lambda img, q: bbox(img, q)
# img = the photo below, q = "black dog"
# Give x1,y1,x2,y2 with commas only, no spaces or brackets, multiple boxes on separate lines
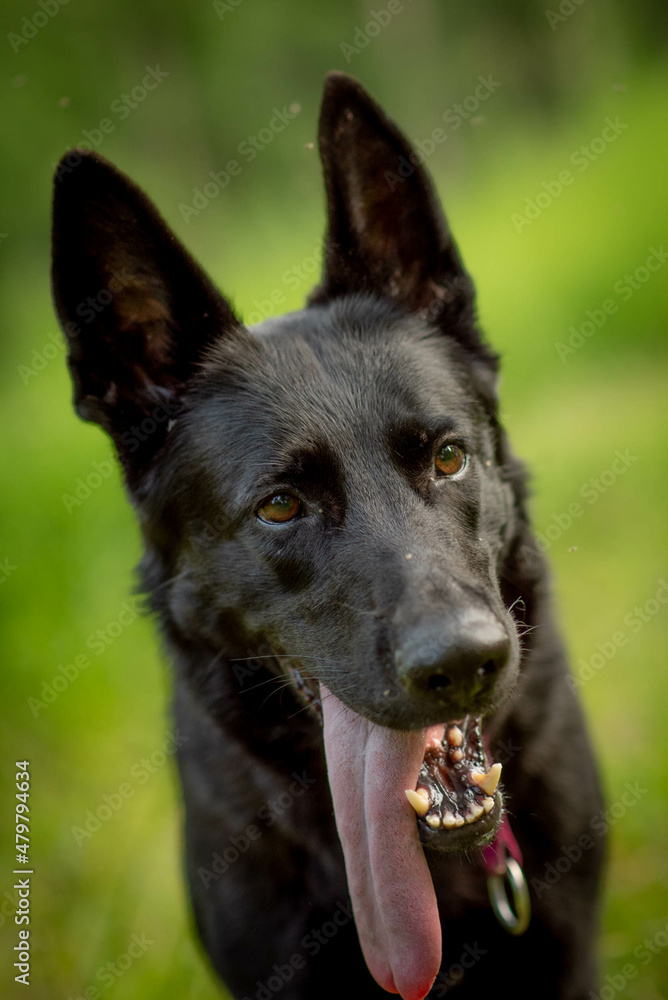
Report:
52,72,604,1000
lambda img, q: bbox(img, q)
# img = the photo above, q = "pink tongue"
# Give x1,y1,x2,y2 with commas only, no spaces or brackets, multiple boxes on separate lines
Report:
321,686,442,1000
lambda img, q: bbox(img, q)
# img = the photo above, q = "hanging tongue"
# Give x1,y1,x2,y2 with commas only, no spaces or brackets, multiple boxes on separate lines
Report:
321,686,442,1000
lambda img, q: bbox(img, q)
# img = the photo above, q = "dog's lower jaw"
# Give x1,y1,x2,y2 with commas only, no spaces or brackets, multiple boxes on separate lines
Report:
411,718,504,851
282,657,505,849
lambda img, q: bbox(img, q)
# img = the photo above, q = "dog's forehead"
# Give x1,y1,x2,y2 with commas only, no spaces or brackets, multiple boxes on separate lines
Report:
198,299,478,451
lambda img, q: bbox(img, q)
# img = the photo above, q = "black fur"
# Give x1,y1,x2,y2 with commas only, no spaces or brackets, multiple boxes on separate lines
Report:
51,71,604,999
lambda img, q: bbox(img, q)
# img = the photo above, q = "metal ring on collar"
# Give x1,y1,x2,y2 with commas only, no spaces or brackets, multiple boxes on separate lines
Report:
487,856,531,936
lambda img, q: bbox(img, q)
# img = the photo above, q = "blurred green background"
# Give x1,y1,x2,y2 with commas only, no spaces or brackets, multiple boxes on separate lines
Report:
1,1,666,997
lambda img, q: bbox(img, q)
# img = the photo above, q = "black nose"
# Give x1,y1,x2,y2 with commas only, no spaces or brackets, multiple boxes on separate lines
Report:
395,616,510,711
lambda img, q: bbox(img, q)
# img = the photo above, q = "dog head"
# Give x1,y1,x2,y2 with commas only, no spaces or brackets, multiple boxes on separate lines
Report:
51,72,524,728
52,72,537,999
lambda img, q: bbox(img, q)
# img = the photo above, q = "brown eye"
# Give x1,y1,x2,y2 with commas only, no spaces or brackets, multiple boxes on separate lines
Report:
435,444,467,477
257,493,302,524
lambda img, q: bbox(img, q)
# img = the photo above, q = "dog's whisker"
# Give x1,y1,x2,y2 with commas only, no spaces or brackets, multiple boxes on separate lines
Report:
236,672,291,693
202,648,226,673
237,666,354,695
257,680,296,710
230,653,346,663
507,595,526,616
145,569,190,594
286,701,319,721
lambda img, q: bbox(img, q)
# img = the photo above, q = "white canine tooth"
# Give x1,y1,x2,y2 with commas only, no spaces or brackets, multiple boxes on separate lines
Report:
405,788,430,816
447,725,463,747
450,749,464,762
470,762,502,796
482,796,495,813
453,814,465,827
426,813,441,828
465,802,484,823
441,810,457,829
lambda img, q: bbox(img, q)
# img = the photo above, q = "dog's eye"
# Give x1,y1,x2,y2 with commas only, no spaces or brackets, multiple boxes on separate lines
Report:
435,444,467,477
257,493,302,524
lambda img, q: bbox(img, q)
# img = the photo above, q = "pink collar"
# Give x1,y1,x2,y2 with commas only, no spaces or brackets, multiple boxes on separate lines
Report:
481,814,523,875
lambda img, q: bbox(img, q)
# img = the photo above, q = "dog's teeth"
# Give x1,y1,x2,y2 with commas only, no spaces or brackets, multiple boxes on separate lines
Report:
470,762,502,796
441,810,457,829
447,726,463,747
450,749,464,762
405,788,430,816
426,813,441,828
453,814,465,828
465,802,484,823
482,796,495,813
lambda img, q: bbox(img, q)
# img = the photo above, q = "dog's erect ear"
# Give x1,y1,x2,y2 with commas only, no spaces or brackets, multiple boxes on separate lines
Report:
310,72,492,361
51,151,244,478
